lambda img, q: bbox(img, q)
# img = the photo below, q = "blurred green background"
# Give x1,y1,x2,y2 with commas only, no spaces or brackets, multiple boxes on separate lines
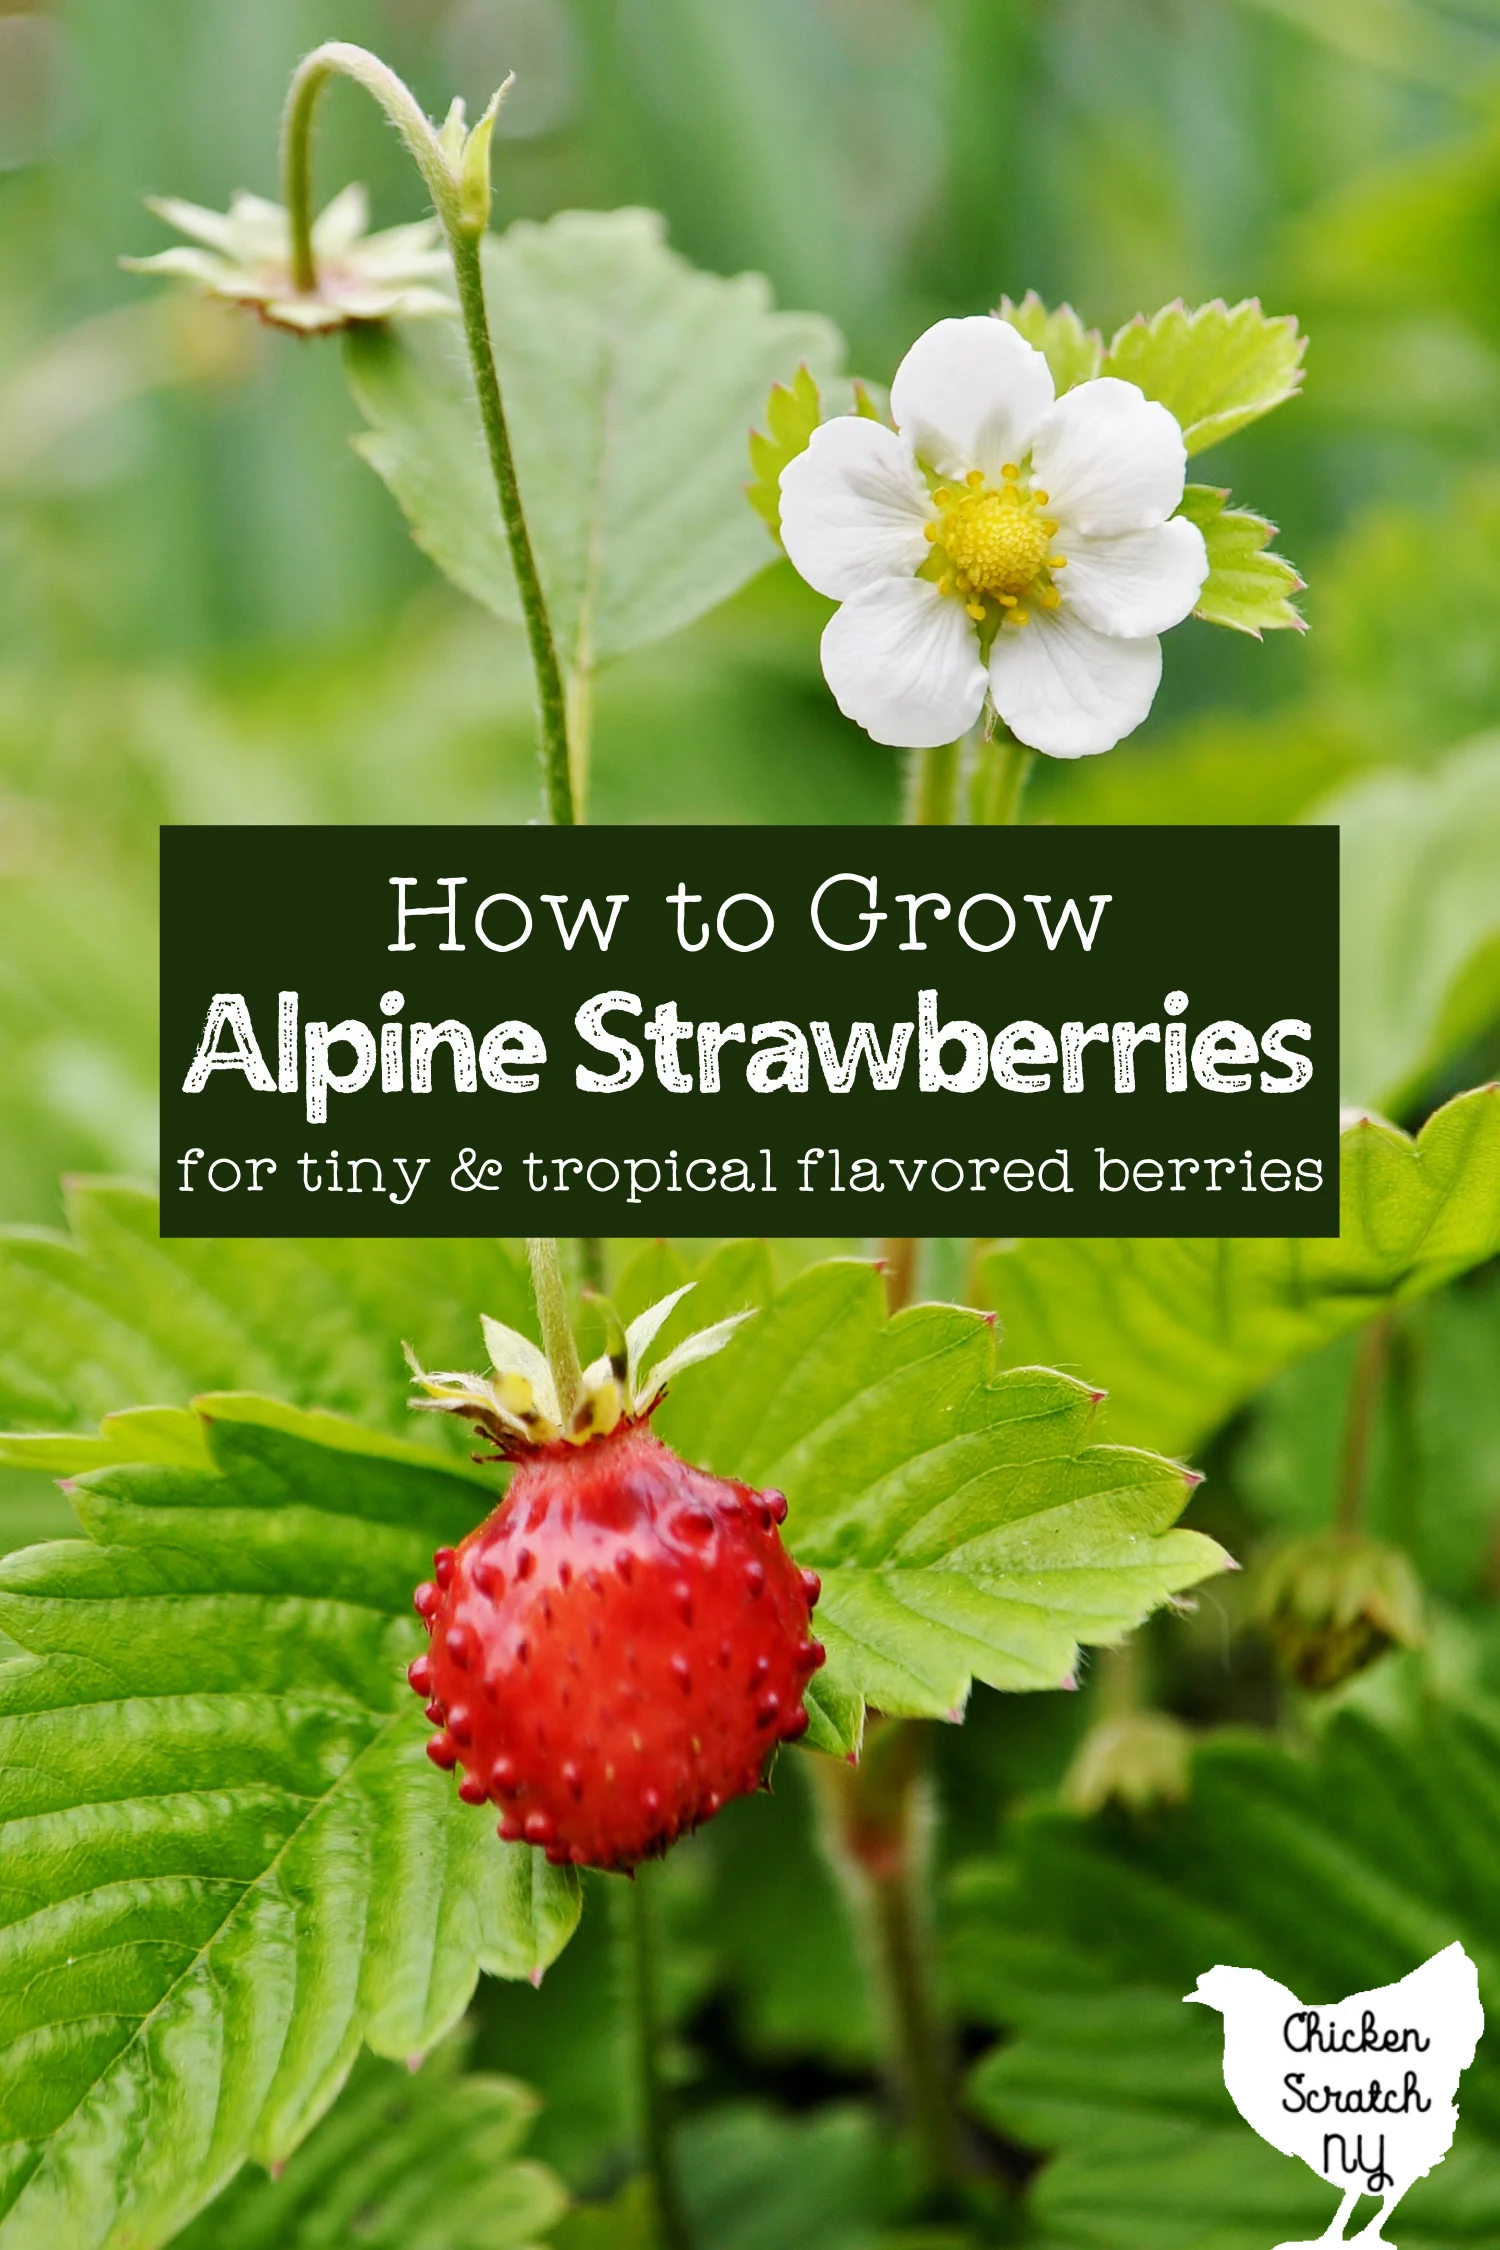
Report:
4,0,1500,1224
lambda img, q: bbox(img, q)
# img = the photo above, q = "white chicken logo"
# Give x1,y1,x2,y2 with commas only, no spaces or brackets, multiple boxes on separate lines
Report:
1189,1942,1483,2248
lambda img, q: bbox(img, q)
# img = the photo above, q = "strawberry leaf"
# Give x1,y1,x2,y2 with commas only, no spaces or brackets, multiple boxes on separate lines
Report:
657,1262,1227,1756
172,2034,565,2249
978,1084,1500,1456
953,1702,1500,2250
1323,737,1500,1113
345,210,842,683
0,1398,580,2249
998,290,1104,393
0,1181,533,1445
1177,483,1305,635
1103,298,1306,454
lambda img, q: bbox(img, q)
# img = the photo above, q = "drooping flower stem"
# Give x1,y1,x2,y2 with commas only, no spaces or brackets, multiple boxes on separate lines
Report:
970,726,1035,826
612,1866,695,2250
904,740,963,826
525,1237,584,1424
811,1722,965,2203
280,43,575,825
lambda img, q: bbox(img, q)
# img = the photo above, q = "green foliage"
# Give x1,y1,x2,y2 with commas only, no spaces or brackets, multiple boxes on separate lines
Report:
346,210,843,688
953,1702,1500,2249
747,362,824,538
678,2102,898,2250
171,2035,566,2250
0,1398,580,2250
696,1761,875,2068
997,291,1104,393
658,1260,1227,1754
0,1180,532,1442
1238,1267,1500,1604
1102,299,1306,454
554,2105,899,2250
1323,735,1500,1110
1177,484,1305,636
978,1085,1500,1454
1313,477,1500,760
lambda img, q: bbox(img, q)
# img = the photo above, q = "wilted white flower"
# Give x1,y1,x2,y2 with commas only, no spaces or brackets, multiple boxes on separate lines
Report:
778,316,1209,758
123,183,455,335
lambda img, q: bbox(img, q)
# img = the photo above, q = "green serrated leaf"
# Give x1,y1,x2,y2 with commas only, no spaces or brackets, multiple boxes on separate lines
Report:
657,1262,1227,1752
1103,298,1306,453
0,1408,580,2249
0,1181,533,1444
1319,735,1500,1112
747,361,824,537
978,1084,1500,1457
1177,483,1305,635
998,290,1103,393
345,210,843,679
954,1702,1500,2250
172,2033,566,2249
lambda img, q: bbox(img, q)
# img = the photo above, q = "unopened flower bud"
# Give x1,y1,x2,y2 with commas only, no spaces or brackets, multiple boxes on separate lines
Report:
456,81,510,240
1253,1531,1425,1692
1062,1710,1192,1816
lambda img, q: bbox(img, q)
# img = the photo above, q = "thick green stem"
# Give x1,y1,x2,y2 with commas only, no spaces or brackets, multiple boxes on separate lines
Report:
970,726,1034,825
280,44,575,824
904,739,963,826
525,1237,583,1424
613,1869,694,2250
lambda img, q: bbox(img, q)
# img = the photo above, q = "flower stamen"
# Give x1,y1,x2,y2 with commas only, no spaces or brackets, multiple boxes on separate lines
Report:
927,469,1060,630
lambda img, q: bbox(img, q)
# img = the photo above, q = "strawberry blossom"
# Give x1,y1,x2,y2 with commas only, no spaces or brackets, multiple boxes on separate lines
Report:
778,315,1209,758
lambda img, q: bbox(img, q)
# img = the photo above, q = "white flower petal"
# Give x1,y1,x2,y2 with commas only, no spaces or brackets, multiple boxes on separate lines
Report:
144,196,240,254
1031,377,1187,536
1060,515,1208,638
226,193,293,263
313,182,371,255
779,417,934,601
889,316,1055,483
822,579,987,750
989,606,1162,759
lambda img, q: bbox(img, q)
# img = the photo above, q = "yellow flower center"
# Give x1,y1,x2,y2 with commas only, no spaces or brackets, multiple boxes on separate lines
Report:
923,465,1067,628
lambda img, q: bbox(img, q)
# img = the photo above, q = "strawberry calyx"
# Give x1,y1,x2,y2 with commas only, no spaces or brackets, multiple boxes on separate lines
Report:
405,1281,752,1459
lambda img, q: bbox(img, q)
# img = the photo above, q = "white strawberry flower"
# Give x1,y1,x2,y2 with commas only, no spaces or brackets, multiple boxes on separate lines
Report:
123,183,455,335
778,315,1210,759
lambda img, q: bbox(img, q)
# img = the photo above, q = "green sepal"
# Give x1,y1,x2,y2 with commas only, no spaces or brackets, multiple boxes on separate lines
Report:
997,289,1103,392
747,360,823,539
1178,483,1306,635
1103,297,1306,453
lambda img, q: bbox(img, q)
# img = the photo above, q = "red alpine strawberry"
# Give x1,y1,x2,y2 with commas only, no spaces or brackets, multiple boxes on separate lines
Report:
403,1286,825,1871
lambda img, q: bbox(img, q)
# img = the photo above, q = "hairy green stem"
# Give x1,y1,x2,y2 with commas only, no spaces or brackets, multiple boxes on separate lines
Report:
613,1868,694,2250
904,739,963,826
970,726,1034,825
280,43,575,824
525,1237,583,1423
449,230,575,822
